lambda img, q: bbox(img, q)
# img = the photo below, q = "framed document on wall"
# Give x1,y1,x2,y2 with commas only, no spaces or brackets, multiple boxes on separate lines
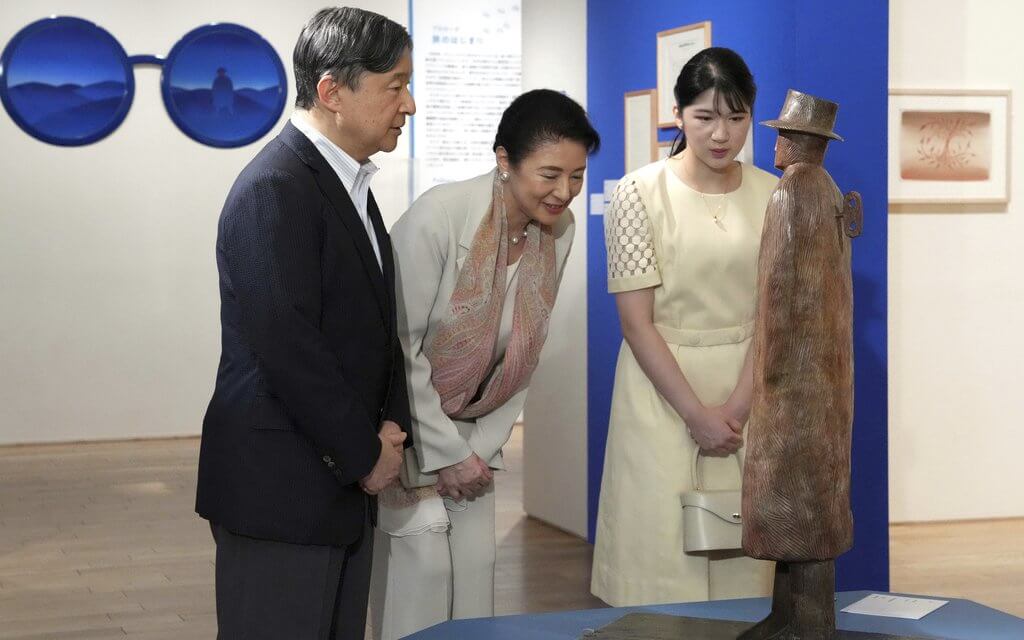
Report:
624,89,657,173
656,21,711,128
888,89,1011,205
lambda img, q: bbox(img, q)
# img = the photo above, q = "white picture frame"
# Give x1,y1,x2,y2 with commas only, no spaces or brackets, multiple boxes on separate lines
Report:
624,89,657,173
888,89,1011,205
656,21,711,128
739,122,754,166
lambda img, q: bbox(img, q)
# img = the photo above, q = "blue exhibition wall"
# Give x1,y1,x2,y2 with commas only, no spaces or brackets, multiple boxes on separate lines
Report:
586,0,889,591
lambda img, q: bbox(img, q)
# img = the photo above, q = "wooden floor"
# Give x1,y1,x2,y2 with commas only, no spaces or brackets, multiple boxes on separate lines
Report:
0,429,1020,638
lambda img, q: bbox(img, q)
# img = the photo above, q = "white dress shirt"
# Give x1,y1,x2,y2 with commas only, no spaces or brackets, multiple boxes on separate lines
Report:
290,111,383,271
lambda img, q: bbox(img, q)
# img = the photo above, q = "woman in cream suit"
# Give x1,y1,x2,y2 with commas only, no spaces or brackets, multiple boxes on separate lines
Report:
369,89,600,640
592,48,777,606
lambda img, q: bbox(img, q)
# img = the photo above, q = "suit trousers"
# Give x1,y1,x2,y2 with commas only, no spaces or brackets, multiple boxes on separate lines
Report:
211,506,373,640
369,483,496,640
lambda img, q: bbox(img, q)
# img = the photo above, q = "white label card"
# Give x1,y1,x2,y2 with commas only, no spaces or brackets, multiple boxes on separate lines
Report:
603,179,618,201
841,594,948,620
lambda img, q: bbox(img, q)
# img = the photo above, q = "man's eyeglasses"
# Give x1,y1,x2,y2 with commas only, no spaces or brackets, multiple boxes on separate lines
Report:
0,16,288,148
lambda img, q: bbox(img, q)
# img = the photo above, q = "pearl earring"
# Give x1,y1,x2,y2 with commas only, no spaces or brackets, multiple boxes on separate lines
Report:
499,171,510,182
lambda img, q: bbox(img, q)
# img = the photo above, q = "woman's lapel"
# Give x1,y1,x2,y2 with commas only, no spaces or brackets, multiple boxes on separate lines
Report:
456,169,498,272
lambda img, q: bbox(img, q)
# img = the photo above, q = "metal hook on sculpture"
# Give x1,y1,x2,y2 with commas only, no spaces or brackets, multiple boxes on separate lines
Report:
843,191,863,238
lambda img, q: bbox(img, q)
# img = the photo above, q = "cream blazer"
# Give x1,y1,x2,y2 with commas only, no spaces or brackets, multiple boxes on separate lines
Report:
390,169,574,475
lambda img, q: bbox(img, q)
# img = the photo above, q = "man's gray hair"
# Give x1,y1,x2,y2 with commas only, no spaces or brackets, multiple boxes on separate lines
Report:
293,7,411,109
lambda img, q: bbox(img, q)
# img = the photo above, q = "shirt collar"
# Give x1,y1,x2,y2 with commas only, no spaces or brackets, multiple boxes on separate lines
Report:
290,111,377,190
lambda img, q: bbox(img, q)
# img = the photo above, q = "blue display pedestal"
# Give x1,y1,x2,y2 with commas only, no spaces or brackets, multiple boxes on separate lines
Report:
404,591,1024,640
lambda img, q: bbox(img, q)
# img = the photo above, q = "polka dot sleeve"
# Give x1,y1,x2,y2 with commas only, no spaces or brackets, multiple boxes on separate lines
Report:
604,179,661,293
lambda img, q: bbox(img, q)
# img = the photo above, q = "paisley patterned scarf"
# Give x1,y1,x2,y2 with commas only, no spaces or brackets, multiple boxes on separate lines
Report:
380,172,558,510
425,172,558,420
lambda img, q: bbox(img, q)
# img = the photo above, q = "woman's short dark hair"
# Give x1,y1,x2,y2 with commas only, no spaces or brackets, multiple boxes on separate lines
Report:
493,89,601,166
669,47,756,156
293,7,411,109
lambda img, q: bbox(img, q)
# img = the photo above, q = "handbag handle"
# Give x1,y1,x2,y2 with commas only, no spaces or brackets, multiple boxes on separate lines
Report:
690,447,744,491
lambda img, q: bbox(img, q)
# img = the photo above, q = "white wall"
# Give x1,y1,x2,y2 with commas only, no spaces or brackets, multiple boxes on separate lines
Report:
889,0,1024,521
0,0,409,444
519,0,589,538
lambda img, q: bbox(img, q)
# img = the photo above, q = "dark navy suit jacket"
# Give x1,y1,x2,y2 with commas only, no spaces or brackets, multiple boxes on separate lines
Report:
196,122,411,546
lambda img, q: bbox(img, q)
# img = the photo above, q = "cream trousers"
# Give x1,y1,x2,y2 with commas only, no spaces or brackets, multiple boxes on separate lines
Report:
368,484,495,640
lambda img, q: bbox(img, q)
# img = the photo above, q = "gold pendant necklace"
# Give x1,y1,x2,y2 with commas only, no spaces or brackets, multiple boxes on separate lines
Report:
700,192,729,231
679,153,731,231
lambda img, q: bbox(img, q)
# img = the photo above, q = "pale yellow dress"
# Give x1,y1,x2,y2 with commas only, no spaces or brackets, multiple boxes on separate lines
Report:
591,158,778,606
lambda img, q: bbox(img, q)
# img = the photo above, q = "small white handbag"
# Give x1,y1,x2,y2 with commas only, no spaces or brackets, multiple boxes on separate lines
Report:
679,448,743,553
398,446,438,489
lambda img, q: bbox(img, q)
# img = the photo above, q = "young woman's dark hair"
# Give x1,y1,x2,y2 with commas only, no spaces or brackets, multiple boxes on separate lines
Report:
669,47,756,156
493,89,601,165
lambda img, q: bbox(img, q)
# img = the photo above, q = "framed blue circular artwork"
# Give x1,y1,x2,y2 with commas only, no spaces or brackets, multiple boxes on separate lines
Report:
0,17,287,148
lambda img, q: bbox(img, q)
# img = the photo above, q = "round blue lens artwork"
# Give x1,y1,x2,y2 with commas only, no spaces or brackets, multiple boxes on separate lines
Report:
162,24,287,148
0,17,133,146
0,18,287,148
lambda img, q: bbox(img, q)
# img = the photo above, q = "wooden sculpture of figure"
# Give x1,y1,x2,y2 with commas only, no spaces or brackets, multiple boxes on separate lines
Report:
740,90,863,640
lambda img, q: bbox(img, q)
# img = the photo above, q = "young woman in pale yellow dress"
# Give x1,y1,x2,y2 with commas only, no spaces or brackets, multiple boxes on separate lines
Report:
592,47,778,606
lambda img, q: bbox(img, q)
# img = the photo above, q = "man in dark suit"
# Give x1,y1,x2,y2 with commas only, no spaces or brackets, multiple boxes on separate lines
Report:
195,7,415,639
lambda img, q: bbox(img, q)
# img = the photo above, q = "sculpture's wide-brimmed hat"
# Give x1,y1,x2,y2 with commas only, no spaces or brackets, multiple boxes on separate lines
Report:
761,89,843,141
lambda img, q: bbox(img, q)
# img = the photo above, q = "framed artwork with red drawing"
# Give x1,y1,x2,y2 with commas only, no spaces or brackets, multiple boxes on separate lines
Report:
889,89,1011,205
